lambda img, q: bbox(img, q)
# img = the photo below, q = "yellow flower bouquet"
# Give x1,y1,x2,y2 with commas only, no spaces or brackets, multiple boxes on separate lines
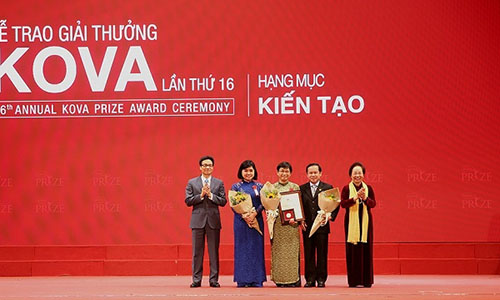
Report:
228,190,262,235
309,187,341,237
260,181,281,239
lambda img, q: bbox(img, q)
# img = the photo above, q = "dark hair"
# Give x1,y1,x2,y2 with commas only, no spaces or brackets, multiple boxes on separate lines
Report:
306,163,322,173
237,160,258,180
276,161,293,173
349,162,366,176
199,156,214,166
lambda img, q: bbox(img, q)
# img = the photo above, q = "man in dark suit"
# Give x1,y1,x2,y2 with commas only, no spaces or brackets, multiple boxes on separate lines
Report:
299,163,339,288
185,156,227,288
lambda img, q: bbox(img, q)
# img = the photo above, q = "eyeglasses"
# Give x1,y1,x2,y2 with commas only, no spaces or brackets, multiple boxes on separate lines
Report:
202,164,213,168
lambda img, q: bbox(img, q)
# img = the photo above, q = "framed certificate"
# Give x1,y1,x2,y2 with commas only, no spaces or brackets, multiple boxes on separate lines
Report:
279,190,305,225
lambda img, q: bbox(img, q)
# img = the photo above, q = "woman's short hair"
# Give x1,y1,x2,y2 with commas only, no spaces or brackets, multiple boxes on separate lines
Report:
276,161,292,173
349,162,366,176
237,160,258,180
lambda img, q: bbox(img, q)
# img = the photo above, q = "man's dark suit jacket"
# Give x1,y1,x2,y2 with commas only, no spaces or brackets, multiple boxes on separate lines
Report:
300,181,339,234
185,176,226,229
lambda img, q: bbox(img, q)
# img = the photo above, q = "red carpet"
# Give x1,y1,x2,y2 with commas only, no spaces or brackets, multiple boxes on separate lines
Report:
0,275,499,300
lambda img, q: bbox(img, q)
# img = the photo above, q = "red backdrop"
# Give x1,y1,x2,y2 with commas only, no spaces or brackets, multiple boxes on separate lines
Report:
0,0,499,245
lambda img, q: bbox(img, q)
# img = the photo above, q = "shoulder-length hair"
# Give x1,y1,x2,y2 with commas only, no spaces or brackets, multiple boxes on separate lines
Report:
237,160,258,180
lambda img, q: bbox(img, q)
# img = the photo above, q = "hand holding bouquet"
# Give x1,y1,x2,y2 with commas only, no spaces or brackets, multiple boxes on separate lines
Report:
260,182,281,239
229,190,263,235
309,187,341,238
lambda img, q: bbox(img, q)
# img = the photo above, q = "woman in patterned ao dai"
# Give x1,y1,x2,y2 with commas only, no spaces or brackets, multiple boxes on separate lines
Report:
271,162,302,287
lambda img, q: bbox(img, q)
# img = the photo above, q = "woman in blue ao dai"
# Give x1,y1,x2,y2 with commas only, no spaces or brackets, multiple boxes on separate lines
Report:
231,160,266,287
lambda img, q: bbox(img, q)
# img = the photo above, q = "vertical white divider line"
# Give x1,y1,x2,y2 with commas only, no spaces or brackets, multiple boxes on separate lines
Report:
247,74,250,117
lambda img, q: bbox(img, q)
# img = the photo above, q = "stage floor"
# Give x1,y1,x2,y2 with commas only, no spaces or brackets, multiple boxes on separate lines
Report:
0,275,499,299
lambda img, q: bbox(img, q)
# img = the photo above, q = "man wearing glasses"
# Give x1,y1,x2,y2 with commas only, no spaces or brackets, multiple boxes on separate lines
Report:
185,156,227,288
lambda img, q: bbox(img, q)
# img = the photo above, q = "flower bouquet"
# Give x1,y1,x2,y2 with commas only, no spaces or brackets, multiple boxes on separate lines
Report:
260,181,281,239
228,190,263,235
308,187,341,237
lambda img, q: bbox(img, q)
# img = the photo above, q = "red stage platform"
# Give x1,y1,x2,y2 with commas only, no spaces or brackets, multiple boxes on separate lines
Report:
1,242,499,276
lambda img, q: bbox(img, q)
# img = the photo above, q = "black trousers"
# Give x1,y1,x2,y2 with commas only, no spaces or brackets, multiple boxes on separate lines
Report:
302,232,329,283
192,226,220,283
346,242,373,286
